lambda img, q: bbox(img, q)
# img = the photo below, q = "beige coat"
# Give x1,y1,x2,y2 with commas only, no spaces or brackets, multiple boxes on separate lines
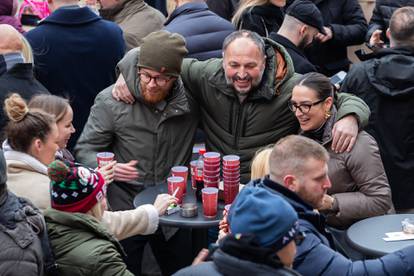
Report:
100,0,165,50
4,148,159,240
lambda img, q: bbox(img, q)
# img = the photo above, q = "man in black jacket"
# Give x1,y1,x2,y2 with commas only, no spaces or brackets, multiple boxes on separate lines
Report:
269,0,323,74
367,0,414,49
301,0,367,76
341,6,414,212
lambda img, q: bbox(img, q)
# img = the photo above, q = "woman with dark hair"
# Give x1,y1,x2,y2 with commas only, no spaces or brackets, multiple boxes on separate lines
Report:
3,93,59,210
289,72,393,229
232,0,286,37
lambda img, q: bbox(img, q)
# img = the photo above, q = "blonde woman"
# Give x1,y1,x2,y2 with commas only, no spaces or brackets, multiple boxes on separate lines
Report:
250,146,272,180
232,0,286,37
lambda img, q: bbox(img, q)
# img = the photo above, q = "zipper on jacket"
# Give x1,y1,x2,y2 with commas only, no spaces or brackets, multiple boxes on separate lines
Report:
233,102,245,151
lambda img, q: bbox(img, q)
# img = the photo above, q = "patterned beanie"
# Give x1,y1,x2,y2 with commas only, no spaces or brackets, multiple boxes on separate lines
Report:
48,160,106,213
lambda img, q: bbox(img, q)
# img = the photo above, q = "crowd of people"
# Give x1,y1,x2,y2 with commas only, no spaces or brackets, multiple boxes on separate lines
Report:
1,0,414,275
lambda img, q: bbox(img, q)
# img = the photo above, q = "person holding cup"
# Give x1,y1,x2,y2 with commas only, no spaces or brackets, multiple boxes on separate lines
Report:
3,93,176,242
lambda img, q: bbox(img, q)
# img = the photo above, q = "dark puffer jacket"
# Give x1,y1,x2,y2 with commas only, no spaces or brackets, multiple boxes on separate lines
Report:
366,0,414,43
250,177,414,276
164,2,235,61
340,47,414,210
0,191,46,275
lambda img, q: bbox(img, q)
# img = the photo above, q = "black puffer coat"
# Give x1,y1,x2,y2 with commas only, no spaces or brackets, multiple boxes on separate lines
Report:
340,47,414,210
366,0,414,43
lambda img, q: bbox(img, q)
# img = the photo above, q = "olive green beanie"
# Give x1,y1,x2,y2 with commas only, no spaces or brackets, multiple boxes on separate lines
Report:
138,31,188,77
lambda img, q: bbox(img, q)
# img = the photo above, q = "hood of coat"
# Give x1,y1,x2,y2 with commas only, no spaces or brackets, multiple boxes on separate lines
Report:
366,47,414,98
118,48,192,116
44,208,126,256
207,38,295,101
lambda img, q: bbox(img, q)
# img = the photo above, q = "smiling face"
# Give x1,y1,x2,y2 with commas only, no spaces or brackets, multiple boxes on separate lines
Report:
56,105,75,149
223,37,266,95
291,85,333,132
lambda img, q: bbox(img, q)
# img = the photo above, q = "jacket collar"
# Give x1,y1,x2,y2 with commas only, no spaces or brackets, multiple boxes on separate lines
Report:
164,2,208,25
269,33,308,58
2,140,48,175
207,38,295,101
40,6,100,25
3,63,36,80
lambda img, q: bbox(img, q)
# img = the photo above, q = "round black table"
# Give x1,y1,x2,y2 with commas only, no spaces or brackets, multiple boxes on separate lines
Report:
133,181,224,227
346,214,414,258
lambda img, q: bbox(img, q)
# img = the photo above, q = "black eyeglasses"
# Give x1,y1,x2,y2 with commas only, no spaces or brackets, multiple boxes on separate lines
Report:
288,99,325,114
138,71,173,86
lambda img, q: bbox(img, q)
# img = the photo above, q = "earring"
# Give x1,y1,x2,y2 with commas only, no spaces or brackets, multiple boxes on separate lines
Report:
325,110,332,119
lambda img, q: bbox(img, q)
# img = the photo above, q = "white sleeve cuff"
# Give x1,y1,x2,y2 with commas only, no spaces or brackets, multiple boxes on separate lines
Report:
140,204,159,235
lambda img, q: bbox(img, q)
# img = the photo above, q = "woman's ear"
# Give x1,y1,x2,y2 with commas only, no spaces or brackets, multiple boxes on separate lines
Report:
324,96,334,111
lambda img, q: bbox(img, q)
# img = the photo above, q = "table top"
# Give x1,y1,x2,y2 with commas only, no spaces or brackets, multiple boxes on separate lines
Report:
133,182,224,229
346,214,414,257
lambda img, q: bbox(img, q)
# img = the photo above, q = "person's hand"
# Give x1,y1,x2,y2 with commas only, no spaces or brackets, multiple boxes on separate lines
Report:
315,27,333,43
331,115,358,153
114,160,139,182
153,193,177,216
192,248,209,265
319,194,335,211
112,74,135,104
97,161,116,184
369,30,384,50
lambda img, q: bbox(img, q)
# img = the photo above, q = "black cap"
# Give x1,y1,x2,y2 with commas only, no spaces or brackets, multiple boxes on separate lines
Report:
286,0,326,35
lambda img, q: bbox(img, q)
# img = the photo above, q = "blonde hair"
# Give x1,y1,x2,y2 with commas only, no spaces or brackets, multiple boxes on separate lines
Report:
20,35,34,65
250,146,273,180
232,0,269,27
87,200,105,222
29,95,70,123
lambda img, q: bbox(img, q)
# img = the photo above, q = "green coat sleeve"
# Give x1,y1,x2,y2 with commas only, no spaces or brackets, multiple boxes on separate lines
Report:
74,91,115,168
336,92,370,128
116,47,140,96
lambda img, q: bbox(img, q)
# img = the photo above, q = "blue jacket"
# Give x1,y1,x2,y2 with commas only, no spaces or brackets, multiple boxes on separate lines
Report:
250,177,414,275
25,6,125,149
164,2,235,61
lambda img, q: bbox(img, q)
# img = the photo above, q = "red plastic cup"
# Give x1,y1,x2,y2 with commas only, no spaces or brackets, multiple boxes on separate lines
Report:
171,166,188,194
203,152,221,163
202,187,219,218
190,161,198,189
203,168,220,176
224,185,239,204
203,162,220,171
222,173,240,180
222,155,240,166
96,152,114,168
222,164,240,171
167,176,185,204
203,174,220,182
204,179,219,188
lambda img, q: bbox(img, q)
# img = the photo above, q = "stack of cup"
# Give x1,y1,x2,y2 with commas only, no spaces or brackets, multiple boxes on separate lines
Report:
222,155,240,204
203,152,220,188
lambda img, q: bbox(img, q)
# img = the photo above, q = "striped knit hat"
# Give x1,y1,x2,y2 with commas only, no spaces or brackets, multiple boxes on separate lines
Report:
48,160,106,213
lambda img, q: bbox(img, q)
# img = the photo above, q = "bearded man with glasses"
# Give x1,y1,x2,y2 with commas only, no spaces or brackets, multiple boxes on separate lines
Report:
75,31,198,275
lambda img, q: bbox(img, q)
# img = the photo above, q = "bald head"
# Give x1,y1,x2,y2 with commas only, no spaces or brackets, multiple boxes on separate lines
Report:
389,7,414,47
0,24,23,54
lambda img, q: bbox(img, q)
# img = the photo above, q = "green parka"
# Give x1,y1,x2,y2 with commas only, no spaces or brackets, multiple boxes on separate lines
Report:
117,39,370,182
44,209,133,276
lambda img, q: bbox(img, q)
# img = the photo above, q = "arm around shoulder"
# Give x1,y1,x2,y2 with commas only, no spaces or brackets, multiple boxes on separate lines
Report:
336,92,370,129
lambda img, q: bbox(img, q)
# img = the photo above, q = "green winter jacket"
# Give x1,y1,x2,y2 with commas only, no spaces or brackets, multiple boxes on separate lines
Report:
75,51,199,186
117,39,370,182
44,209,133,276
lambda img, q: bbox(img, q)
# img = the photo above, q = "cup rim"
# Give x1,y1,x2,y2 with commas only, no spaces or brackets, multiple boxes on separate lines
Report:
171,166,188,172
202,187,219,194
97,152,114,158
167,176,185,183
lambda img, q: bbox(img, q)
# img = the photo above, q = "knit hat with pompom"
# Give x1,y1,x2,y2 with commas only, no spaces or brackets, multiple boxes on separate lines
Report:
48,160,106,213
